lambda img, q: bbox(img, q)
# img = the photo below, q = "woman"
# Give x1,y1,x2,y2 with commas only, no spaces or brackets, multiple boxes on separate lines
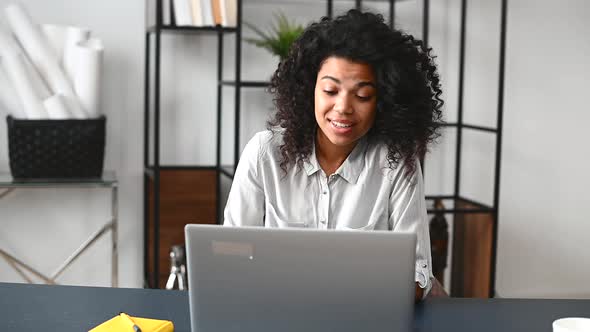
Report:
224,9,443,301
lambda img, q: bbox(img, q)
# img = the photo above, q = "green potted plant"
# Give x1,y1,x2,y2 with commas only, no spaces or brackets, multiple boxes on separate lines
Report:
244,12,304,60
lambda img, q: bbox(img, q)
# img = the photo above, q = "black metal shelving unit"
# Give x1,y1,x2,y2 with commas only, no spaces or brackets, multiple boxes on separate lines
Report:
434,0,508,298
143,0,508,297
143,0,238,289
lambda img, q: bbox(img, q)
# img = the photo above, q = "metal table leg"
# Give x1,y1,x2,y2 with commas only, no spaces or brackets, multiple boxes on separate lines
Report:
0,248,56,284
0,182,119,287
49,220,114,282
0,188,14,200
111,185,118,287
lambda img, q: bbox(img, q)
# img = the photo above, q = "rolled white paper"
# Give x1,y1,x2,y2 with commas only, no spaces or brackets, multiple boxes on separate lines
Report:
0,29,24,117
0,26,51,100
4,3,87,118
1,52,47,119
0,62,26,118
63,95,86,119
63,26,90,83
22,53,51,100
71,38,103,118
0,27,51,118
4,3,59,67
0,25,20,56
41,24,67,63
43,93,71,119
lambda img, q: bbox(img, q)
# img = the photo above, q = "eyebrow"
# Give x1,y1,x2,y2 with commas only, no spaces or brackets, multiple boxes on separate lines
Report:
320,75,376,88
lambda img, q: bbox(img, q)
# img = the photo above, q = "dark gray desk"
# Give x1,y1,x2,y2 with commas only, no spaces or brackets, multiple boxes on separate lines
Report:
1,282,589,332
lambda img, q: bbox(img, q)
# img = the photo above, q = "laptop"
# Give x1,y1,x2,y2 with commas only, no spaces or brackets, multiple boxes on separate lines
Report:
184,224,417,332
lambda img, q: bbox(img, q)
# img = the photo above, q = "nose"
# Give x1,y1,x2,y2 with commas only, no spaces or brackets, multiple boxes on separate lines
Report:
333,94,353,114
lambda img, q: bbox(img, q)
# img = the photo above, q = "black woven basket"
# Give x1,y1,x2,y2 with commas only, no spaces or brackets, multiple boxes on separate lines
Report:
6,116,106,179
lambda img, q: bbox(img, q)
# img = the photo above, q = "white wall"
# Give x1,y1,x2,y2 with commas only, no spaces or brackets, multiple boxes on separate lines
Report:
496,0,590,298
0,0,589,298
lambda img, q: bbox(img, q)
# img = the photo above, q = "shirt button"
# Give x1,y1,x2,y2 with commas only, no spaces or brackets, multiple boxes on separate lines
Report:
320,219,325,224
322,191,327,195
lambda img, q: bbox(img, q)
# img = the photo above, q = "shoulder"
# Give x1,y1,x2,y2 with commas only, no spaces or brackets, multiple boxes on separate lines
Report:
244,129,284,162
365,140,421,185
365,140,390,166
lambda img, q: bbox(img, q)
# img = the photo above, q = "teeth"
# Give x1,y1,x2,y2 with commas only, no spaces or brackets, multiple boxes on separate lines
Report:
332,121,352,128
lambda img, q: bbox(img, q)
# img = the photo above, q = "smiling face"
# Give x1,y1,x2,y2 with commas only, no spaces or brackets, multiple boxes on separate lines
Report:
314,56,377,153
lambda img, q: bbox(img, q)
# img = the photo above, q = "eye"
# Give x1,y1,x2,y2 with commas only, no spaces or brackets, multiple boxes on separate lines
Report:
357,95,373,101
323,90,337,96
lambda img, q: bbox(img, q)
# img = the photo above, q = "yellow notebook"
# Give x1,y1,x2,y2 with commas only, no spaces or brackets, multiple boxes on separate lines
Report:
89,314,174,332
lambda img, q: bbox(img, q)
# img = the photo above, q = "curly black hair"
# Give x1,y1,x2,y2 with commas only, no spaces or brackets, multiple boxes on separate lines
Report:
268,9,443,176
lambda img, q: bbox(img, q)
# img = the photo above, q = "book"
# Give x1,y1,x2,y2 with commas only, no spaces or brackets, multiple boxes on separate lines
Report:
190,0,203,26
210,0,222,25
163,0,171,25
172,0,193,26
200,0,214,26
220,0,236,27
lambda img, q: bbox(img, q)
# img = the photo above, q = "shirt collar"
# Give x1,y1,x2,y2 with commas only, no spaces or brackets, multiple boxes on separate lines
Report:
304,136,368,184
304,144,321,176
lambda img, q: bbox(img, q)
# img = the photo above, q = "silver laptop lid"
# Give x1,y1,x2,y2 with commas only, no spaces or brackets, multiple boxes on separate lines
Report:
185,224,416,332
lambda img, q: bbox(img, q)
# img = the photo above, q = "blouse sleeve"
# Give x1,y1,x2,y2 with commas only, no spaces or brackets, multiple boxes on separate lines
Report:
223,133,265,227
388,160,434,297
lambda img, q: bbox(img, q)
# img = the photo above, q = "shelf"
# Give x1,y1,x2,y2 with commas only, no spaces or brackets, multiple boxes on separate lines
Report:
144,165,218,179
220,80,270,88
247,0,406,2
144,167,154,179
427,206,494,214
219,166,235,179
426,195,456,200
426,195,494,215
147,25,237,35
150,172,495,214
439,122,498,133
0,171,117,188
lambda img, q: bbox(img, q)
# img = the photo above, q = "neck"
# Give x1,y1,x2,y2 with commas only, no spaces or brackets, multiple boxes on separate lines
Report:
315,130,357,175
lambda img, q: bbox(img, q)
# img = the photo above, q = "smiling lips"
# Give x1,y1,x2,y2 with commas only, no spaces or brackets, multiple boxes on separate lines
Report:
329,119,354,133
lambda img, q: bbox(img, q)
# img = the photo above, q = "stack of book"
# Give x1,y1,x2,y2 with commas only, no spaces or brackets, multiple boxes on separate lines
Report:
148,0,238,27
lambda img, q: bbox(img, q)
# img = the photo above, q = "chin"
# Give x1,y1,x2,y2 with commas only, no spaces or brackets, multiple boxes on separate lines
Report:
327,135,358,147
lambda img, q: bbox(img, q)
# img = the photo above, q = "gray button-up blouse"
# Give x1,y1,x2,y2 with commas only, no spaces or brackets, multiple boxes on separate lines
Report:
224,130,433,294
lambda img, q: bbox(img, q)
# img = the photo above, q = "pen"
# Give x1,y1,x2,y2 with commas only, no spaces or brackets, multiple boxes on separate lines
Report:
120,312,142,332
